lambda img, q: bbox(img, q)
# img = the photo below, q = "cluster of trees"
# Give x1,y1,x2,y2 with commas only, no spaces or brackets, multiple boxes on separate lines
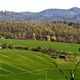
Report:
0,21,80,43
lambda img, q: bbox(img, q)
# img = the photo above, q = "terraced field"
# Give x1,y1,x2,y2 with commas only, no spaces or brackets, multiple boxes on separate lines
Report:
0,39,80,80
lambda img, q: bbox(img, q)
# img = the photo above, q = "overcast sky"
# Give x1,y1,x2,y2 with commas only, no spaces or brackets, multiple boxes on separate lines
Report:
0,0,80,12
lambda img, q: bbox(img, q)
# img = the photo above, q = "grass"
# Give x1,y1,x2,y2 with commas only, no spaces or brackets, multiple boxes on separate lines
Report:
0,49,80,80
0,38,80,54
0,49,63,80
0,38,80,80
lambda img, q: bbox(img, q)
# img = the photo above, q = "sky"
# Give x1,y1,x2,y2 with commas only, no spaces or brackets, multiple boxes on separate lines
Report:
0,0,80,12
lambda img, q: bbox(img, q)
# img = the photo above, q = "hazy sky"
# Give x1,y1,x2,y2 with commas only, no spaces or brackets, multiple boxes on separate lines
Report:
0,0,80,12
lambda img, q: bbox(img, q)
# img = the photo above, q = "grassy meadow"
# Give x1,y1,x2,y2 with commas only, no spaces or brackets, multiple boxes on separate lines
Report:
0,38,80,80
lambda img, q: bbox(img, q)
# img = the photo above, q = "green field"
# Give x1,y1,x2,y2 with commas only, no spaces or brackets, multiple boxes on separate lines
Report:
0,39,80,80
0,39,80,54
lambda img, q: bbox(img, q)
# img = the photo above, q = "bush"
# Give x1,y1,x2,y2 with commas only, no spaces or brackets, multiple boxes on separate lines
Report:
31,46,42,52
40,48,49,53
15,46,30,50
8,44,14,49
48,48,56,53
2,43,8,49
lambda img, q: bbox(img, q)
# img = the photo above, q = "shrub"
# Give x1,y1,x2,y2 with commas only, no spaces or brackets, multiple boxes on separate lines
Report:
14,46,30,50
31,46,42,52
8,44,14,49
2,43,8,49
46,35,51,42
48,48,57,53
51,35,56,41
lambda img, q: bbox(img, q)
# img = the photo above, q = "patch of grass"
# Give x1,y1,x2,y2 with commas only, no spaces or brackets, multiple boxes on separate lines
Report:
0,39,80,80
0,38,80,54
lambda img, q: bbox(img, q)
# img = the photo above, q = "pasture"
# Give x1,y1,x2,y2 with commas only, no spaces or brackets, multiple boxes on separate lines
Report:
0,39,80,80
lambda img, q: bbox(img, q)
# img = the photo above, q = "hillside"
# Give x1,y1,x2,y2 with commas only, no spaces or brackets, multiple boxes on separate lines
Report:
0,49,76,80
0,39,80,80
0,7,80,22
0,22,80,43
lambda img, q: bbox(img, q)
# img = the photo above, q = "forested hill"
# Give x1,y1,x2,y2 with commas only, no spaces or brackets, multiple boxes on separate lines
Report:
0,7,80,22
0,21,80,43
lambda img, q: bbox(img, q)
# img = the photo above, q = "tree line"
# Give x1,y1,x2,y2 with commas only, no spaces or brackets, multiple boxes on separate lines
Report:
0,21,80,43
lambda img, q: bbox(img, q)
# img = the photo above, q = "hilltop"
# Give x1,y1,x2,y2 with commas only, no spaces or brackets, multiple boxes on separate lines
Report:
0,7,80,22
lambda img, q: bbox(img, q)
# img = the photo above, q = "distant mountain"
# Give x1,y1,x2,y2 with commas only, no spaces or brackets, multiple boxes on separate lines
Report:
0,7,80,22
